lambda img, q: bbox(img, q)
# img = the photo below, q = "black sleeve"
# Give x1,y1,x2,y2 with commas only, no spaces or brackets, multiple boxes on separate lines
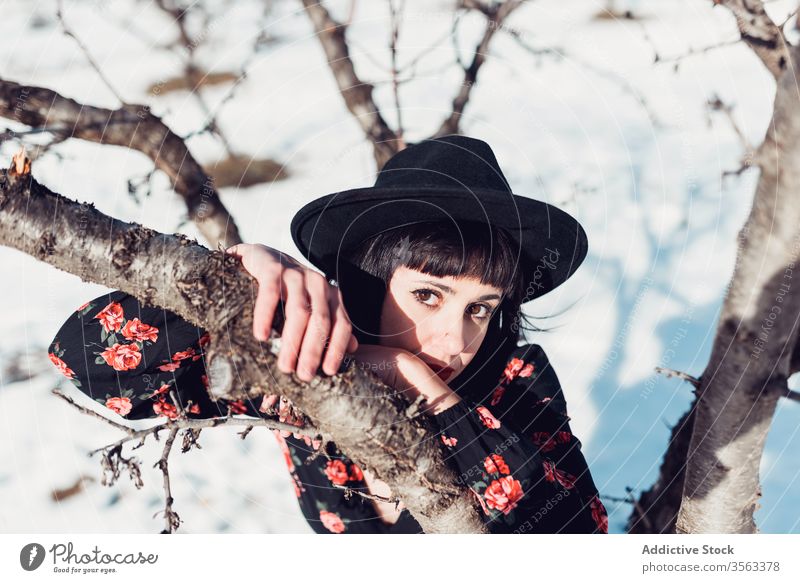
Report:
429,343,608,533
47,290,266,421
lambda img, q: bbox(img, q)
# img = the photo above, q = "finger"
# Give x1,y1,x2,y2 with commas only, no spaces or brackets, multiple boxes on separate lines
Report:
347,333,359,353
252,275,281,341
295,272,332,381
321,292,354,376
277,269,311,374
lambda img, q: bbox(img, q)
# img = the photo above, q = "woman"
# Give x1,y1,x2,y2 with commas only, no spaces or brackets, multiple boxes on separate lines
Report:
47,135,608,534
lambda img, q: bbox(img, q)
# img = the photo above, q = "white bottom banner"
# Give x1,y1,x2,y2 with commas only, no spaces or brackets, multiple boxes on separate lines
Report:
1,534,798,582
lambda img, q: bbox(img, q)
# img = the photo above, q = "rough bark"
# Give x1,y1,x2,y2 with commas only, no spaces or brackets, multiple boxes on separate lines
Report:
0,153,488,534
714,0,791,80
0,77,242,249
299,0,402,169
674,41,800,533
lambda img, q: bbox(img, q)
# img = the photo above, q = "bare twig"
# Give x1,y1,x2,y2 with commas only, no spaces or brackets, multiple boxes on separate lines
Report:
332,482,402,506
300,0,401,168
154,427,182,533
56,0,126,104
706,93,755,155
433,0,525,137
654,366,701,388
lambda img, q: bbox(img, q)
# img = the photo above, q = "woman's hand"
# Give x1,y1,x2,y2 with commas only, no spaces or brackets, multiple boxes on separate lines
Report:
349,344,461,415
225,243,359,382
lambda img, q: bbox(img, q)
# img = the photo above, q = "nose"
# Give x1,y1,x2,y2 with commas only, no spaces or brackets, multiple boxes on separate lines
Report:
434,311,469,358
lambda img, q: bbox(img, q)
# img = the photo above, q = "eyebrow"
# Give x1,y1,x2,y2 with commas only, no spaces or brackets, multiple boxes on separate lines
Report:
413,280,501,301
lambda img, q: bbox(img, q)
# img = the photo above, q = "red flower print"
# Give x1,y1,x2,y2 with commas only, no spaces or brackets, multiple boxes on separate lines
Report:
120,318,159,343
325,460,350,485
228,400,247,415
198,332,211,349
153,399,178,420
531,431,570,452
77,301,91,311
590,495,608,533
502,357,525,383
201,375,210,390
490,385,506,406
476,405,501,429
105,396,132,416
349,463,364,482
518,362,534,378
470,487,490,516
273,430,295,472
441,435,458,447
187,403,200,414
150,383,171,398
542,459,576,490
320,510,345,533
48,352,75,379
484,454,510,475
484,476,524,515
171,347,196,362
94,302,124,333
157,362,181,372
101,343,142,371
532,432,553,452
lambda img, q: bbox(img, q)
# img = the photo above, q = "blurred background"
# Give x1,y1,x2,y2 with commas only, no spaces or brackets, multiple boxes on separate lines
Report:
1,0,798,533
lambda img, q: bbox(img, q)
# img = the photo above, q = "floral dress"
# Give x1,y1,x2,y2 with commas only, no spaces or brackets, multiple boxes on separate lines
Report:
48,290,608,534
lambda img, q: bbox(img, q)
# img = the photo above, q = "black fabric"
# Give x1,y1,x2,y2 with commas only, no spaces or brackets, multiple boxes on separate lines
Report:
48,290,608,534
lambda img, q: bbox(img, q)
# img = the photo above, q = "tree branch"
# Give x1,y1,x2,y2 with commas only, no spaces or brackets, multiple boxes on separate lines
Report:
713,0,791,80
1,155,487,533
0,77,242,249
433,0,525,138
299,0,402,168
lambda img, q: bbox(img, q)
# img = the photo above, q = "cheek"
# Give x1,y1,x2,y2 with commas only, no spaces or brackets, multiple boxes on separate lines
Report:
464,328,487,356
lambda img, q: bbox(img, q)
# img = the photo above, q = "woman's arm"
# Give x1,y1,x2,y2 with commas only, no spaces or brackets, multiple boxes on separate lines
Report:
48,290,265,420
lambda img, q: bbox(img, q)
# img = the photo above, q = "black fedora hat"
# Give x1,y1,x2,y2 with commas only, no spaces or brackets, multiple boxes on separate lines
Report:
290,135,588,303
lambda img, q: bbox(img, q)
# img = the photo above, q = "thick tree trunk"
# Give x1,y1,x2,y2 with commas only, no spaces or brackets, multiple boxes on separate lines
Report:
675,41,800,533
0,154,487,533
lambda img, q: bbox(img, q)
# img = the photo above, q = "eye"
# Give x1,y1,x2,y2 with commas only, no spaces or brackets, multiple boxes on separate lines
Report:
412,288,440,308
412,289,495,321
468,303,495,321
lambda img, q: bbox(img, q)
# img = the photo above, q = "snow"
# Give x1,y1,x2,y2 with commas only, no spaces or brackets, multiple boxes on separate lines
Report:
1,0,799,533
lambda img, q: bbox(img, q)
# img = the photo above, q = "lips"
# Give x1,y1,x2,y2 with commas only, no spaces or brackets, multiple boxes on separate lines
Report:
434,367,455,381
424,361,455,382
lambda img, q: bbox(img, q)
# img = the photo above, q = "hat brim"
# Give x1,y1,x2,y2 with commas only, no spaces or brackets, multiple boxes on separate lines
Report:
290,186,588,302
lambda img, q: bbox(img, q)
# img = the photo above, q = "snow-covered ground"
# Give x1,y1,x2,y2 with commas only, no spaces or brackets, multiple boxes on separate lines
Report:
1,0,798,533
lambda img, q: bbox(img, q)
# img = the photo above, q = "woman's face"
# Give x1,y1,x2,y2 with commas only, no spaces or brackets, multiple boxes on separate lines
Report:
378,265,504,384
